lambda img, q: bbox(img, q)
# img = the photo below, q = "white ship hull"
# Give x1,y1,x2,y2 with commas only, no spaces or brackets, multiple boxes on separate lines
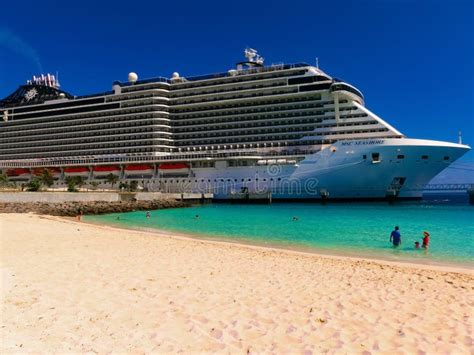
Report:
152,138,470,200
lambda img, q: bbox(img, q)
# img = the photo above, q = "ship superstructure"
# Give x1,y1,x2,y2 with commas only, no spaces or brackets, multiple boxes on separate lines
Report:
0,49,470,199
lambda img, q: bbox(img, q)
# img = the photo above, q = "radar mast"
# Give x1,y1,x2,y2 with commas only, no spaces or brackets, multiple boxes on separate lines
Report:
237,48,265,70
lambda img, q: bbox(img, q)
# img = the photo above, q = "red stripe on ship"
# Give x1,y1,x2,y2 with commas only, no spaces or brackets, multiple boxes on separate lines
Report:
6,168,30,176
159,163,189,170
64,167,89,173
93,166,121,172
124,164,154,171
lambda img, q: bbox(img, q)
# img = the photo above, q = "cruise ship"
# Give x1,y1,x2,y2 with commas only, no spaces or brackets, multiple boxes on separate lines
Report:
0,49,470,199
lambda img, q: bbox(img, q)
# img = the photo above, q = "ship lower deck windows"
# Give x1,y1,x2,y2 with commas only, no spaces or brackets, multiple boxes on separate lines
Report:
443,156,450,161
421,155,428,160
397,155,405,159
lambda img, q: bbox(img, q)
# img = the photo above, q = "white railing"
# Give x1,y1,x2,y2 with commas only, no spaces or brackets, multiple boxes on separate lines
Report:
0,149,315,168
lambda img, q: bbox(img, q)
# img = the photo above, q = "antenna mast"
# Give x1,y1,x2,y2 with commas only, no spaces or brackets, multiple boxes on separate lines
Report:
56,71,60,88
458,131,462,144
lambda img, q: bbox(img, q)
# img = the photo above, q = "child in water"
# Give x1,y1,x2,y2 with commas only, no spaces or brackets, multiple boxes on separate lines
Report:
414,241,420,249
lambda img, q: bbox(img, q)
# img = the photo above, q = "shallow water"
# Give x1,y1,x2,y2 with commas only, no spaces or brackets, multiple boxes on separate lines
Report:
86,200,474,266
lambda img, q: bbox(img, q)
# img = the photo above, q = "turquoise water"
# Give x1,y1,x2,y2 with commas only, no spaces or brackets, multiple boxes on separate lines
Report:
85,201,474,266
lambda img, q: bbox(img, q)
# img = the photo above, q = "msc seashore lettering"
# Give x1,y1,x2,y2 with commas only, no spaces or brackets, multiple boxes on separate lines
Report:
341,140,385,146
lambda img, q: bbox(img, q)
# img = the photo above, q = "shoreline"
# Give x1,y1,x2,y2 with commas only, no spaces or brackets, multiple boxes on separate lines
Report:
82,216,474,274
0,198,188,216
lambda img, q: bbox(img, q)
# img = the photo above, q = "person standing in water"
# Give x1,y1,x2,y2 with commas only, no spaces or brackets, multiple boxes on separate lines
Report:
422,231,430,249
390,226,401,247
146,211,151,219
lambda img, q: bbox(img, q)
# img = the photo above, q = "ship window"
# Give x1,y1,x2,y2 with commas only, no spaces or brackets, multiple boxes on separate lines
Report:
289,77,314,85
397,155,405,159
443,156,450,161
372,153,380,162
363,155,367,159
421,155,429,160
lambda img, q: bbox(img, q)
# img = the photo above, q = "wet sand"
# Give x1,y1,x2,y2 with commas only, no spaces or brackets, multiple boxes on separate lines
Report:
1,213,473,353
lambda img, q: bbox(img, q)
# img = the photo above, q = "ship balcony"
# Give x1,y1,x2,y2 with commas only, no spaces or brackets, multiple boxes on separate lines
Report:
330,82,364,105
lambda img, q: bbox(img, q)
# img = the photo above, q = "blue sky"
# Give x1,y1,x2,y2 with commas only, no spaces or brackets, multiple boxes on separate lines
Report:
0,0,473,165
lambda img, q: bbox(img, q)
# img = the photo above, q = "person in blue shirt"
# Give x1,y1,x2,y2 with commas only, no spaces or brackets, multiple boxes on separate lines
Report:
390,226,401,247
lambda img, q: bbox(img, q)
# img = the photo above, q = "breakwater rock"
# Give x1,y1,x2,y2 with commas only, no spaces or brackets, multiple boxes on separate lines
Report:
0,199,188,216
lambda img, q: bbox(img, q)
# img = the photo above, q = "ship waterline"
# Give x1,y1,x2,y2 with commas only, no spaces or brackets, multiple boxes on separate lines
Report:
0,49,470,199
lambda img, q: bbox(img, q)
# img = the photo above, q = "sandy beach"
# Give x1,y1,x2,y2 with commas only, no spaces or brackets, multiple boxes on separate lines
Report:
1,213,473,353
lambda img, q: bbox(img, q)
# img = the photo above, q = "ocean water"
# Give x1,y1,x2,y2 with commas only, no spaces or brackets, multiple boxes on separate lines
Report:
85,200,474,266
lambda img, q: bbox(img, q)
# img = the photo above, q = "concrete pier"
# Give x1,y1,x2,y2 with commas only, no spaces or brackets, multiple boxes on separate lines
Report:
0,191,213,204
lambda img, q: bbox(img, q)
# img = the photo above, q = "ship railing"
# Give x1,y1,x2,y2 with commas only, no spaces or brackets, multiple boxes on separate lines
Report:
0,149,317,168
170,63,311,84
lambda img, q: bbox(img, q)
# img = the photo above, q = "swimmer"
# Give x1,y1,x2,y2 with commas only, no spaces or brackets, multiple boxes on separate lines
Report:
422,231,430,249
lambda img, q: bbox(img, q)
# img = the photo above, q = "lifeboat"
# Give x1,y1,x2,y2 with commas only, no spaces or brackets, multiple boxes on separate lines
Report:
92,165,121,177
6,168,30,178
124,164,154,177
32,167,61,178
64,166,90,177
158,162,189,176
